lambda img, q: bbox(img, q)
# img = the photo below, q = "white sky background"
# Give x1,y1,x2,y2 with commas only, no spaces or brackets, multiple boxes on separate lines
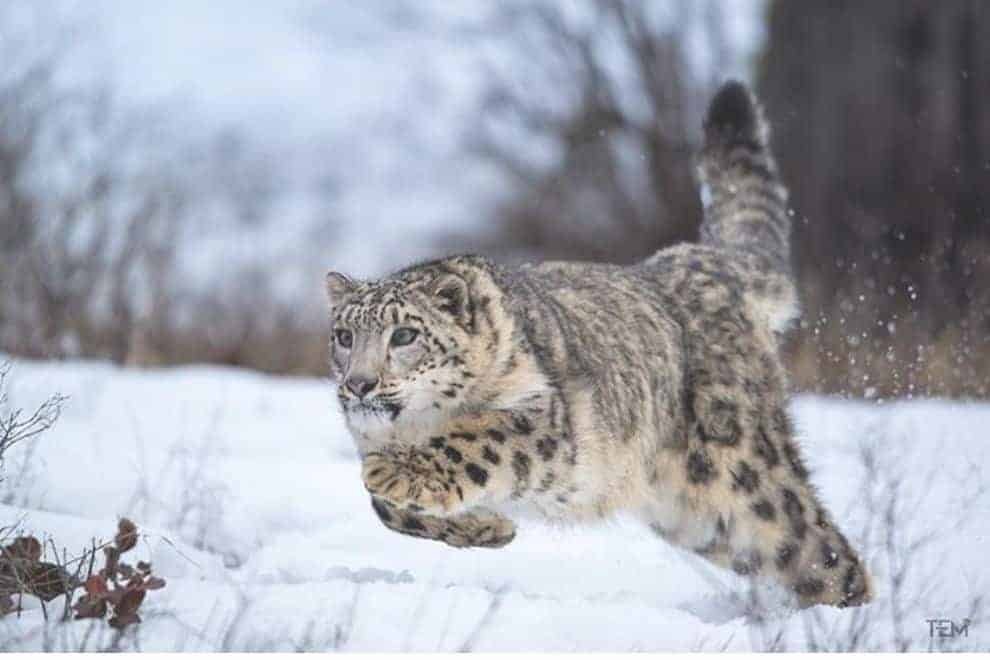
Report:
77,1,483,284
19,0,764,302
72,0,511,295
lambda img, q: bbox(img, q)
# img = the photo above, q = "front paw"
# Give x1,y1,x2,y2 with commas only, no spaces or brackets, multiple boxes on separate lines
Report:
362,451,460,516
470,515,517,548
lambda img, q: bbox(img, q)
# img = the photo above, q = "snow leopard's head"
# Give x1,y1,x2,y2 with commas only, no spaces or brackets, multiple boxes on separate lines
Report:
324,257,499,432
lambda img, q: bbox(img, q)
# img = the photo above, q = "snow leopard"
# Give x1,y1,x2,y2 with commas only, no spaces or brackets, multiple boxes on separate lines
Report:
324,81,872,608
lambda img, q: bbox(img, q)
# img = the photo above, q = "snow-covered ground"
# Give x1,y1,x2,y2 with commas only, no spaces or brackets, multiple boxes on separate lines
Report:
1,357,987,651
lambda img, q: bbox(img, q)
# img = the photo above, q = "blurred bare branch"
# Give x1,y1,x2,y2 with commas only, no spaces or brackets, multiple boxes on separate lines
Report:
451,0,726,263
0,363,66,482
0,6,323,375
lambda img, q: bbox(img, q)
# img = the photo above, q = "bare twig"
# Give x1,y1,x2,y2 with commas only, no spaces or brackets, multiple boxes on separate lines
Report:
0,363,67,485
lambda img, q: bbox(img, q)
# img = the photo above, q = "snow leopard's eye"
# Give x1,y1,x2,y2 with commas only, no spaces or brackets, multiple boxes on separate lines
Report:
334,328,353,349
390,327,419,347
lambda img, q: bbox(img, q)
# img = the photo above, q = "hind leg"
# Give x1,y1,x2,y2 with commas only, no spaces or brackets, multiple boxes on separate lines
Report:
746,404,873,608
728,491,870,609
776,493,873,608
641,490,772,585
643,488,870,608
645,401,871,608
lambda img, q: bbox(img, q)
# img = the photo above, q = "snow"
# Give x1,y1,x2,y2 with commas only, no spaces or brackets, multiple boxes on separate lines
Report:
1,357,988,651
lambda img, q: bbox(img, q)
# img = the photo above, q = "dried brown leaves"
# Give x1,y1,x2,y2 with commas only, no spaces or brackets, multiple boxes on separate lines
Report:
0,517,166,630
71,518,166,629
0,533,72,613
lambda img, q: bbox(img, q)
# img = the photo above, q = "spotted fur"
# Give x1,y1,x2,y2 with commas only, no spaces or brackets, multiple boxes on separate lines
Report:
325,81,871,609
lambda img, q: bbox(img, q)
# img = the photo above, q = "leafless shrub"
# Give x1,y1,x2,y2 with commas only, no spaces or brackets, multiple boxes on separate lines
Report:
793,420,988,652
209,589,348,652
1,518,166,637
458,583,509,652
70,519,167,629
0,362,66,507
125,405,238,566
0,363,165,640
0,363,62,454
685,414,988,652
0,5,323,375
0,362,68,617
0,9,189,364
148,268,329,376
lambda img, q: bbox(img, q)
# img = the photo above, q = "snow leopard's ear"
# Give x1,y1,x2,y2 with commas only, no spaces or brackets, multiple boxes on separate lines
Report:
431,272,471,320
325,271,356,309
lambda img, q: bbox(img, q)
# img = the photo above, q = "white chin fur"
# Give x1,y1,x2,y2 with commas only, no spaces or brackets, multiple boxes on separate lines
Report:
346,403,448,454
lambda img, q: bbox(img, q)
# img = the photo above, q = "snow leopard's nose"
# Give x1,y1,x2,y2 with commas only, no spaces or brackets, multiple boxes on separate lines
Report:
345,375,379,398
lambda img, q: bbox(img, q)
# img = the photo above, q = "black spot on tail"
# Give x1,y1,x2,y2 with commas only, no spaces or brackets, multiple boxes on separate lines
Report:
704,81,761,148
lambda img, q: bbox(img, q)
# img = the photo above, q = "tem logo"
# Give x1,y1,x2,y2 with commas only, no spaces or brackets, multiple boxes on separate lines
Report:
927,618,970,638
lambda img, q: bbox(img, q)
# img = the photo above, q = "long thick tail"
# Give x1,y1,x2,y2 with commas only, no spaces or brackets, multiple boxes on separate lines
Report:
697,81,791,275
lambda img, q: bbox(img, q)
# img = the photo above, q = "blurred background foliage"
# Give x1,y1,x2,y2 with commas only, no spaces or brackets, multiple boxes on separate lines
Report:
0,0,987,399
